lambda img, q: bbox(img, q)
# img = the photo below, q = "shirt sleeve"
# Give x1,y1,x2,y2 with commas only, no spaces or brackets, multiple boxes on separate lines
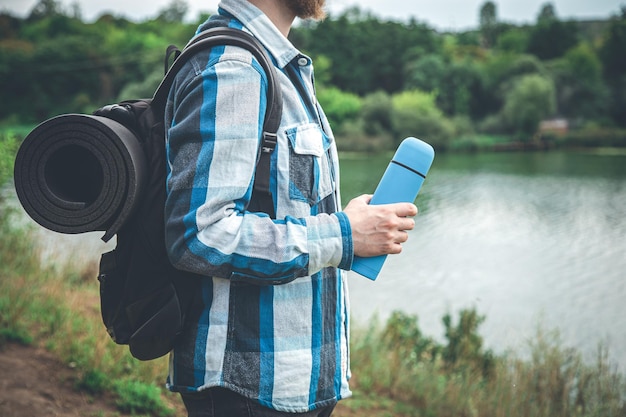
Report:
165,53,353,285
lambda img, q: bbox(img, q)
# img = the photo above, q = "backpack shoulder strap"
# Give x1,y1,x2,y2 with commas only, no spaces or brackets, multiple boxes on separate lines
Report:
155,27,280,218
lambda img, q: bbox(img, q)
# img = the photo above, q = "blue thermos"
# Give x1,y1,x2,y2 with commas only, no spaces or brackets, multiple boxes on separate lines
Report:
351,137,435,280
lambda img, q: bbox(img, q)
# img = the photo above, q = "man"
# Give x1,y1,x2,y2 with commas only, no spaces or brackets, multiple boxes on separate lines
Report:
164,0,418,416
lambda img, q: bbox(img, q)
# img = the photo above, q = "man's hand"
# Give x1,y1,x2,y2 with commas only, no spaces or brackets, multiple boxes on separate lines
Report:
343,194,418,258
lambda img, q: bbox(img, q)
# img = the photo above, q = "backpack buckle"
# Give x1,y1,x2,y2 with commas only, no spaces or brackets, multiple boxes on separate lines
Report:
261,131,277,154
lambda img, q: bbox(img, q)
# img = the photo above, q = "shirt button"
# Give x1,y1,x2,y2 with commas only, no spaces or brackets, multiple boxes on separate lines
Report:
297,57,308,66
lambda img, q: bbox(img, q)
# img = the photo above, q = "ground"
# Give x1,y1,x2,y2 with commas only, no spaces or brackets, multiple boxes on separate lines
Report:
0,342,125,417
0,342,359,417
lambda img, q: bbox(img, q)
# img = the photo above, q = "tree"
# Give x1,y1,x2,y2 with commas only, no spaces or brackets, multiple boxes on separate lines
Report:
550,43,608,121
477,53,545,120
156,0,189,23
537,2,556,23
599,7,626,126
391,90,454,149
296,7,440,95
479,1,498,48
28,0,64,20
526,4,579,60
599,6,626,81
496,27,529,53
404,54,446,93
502,74,556,137
0,12,22,39
438,59,485,118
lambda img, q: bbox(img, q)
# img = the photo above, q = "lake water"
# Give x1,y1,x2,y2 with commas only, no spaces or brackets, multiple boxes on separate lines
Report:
8,148,626,370
342,149,626,370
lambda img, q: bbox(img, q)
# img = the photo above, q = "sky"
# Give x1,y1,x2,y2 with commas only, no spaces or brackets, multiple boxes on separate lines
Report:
1,0,623,31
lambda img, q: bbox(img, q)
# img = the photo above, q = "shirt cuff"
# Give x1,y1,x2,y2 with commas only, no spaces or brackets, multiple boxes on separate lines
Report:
333,211,354,271
306,212,354,273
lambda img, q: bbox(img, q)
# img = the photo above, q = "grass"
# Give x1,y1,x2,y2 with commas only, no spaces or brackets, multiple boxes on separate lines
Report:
347,312,626,417
2,128,626,416
0,206,179,416
1,131,179,415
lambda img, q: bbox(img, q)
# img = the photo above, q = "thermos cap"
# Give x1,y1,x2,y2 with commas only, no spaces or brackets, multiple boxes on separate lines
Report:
392,137,435,177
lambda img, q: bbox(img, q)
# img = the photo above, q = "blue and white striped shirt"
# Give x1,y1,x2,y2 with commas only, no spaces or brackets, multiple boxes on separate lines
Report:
164,0,353,412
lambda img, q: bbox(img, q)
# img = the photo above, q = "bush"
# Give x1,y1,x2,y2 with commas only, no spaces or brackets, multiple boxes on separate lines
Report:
390,89,455,150
113,379,174,417
77,370,108,395
316,86,362,133
335,118,393,152
361,91,393,137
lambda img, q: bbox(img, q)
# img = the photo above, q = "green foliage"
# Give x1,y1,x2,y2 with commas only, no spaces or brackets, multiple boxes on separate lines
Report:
113,379,174,416
156,0,189,23
526,12,580,60
442,309,494,376
439,60,484,118
0,3,623,146
0,132,20,187
600,9,626,80
308,54,332,87
502,74,556,137
404,54,446,93
316,86,362,132
476,52,546,120
361,91,393,136
496,28,529,53
116,68,165,101
479,1,498,48
550,43,609,121
77,370,109,395
295,7,441,95
0,191,39,349
0,5,196,122
349,310,626,417
551,127,626,148
391,90,454,149
503,328,626,417
382,311,438,365
599,9,626,127
0,327,33,346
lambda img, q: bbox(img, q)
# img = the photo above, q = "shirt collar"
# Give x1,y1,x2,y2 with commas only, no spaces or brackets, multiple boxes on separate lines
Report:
218,0,301,68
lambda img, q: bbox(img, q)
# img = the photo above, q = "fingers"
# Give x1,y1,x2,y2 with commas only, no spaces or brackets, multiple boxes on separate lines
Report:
344,196,420,258
356,194,373,205
399,217,415,232
395,202,418,218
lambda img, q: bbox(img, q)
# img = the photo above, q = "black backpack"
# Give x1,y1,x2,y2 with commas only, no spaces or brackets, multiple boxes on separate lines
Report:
13,27,282,360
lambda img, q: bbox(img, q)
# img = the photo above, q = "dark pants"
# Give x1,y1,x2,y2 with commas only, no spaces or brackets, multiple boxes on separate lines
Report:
181,387,336,417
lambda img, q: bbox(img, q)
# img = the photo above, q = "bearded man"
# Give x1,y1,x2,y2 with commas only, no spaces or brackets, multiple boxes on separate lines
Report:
164,1,418,415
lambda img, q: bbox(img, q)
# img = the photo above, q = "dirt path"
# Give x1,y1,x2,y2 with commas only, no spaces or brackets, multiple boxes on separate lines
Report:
0,342,122,417
0,343,357,417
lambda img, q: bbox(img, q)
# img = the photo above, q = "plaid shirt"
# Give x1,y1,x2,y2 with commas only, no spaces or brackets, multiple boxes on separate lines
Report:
164,0,353,412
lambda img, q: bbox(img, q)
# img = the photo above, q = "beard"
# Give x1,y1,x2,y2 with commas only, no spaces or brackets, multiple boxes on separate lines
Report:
285,0,327,20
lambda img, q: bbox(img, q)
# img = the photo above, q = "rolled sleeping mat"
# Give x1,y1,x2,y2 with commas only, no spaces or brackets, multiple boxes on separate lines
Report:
14,114,147,242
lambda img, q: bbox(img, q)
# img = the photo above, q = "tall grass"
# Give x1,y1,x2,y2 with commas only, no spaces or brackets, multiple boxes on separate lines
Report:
348,311,626,417
0,210,180,415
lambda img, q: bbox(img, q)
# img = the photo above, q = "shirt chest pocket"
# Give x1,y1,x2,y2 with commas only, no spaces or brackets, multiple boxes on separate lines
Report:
286,124,335,207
